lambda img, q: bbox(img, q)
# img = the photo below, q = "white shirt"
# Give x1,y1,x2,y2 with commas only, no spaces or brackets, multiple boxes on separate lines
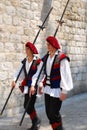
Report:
13,56,40,94
32,51,73,98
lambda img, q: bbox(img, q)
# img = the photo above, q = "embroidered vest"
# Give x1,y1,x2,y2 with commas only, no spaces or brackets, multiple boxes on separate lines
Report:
42,52,70,89
19,58,41,93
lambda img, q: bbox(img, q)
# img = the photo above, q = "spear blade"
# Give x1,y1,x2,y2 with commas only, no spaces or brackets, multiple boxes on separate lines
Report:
33,7,53,44
54,0,70,37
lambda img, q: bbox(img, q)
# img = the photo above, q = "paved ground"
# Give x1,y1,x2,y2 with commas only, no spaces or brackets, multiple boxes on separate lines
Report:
0,92,87,130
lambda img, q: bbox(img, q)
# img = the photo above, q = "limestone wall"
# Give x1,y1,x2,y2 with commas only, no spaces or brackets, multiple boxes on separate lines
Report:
0,0,87,116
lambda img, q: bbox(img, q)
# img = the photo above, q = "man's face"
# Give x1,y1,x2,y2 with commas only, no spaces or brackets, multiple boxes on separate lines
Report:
25,47,33,56
46,42,55,53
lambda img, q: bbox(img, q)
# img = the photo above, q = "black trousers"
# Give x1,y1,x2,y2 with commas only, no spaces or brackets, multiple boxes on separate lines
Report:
24,94,36,115
45,94,62,129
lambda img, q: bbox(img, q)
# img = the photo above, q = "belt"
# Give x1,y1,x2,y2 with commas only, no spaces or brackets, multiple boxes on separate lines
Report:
45,83,51,86
46,75,51,86
46,75,50,79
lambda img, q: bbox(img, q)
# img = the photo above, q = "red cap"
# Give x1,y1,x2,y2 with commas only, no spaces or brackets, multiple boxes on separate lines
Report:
25,42,38,54
46,36,60,49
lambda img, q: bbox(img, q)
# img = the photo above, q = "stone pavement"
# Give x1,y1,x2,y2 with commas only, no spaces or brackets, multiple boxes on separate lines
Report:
0,93,87,130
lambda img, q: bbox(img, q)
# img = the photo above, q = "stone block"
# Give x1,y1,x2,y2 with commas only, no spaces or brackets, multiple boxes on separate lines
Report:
0,71,8,80
10,34,21,43
3,14,12,25
0,15,3,24
6,6,16,16
13,16,21,26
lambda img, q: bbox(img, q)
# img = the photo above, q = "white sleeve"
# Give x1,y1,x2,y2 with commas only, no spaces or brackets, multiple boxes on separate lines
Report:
60,59,73,94
31,61,44,87
13,63,25,82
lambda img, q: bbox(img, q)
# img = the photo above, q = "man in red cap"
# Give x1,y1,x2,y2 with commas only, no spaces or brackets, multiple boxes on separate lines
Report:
30,36,73,130
11,42,42,130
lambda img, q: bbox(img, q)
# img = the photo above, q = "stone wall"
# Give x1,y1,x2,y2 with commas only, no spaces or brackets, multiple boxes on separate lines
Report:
0,0,87,116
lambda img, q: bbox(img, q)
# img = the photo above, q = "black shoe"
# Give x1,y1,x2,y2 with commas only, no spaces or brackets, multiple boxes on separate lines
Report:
27,126,33,130
35,118,41,130
27,119,41,130
53,126,64,130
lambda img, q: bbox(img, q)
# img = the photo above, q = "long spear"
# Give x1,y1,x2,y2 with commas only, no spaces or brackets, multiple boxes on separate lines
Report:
0,58,26,116
19,0,70,125
19,53,49,126
0,7,53,116
54,0,70,37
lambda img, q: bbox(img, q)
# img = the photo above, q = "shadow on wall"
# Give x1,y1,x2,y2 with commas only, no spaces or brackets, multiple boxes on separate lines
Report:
40,0,53,55
41,0,53,26
85,2,87,61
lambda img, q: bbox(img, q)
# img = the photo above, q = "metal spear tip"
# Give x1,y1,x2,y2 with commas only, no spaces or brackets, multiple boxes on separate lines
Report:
56,20,65,26
37,25,46,30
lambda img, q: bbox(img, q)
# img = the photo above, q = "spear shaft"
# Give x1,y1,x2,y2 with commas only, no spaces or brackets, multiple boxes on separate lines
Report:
33,7,53,44
54,0,70,37
0,7,53,116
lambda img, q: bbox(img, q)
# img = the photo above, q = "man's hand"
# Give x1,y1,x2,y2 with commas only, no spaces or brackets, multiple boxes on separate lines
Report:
29,86,36,96
59,93,67,101
38,87,43,94
11,81,16,88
